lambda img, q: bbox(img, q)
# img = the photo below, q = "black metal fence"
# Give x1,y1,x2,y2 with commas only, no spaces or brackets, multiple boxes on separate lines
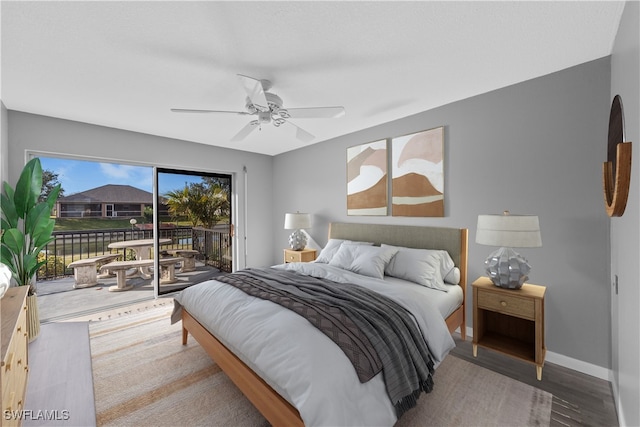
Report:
192,227,233,273
39,226,232,280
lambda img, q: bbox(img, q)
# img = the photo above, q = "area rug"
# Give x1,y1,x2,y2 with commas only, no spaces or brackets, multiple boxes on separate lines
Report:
89,302,552,427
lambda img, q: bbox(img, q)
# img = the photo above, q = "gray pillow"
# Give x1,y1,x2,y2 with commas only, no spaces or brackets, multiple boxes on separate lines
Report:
314,239,373,264
329,244,398,279
382,244,454,291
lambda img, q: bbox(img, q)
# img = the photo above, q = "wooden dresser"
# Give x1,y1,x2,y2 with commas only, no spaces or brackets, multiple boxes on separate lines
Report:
2,286,30,426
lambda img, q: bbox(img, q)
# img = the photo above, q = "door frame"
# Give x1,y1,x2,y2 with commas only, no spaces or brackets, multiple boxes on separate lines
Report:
154,167,234,296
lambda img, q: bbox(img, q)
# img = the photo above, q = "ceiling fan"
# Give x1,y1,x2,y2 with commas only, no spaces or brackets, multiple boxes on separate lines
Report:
171,74,345,142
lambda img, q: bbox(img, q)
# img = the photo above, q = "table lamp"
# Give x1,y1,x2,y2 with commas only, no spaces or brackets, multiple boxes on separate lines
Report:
284,212,311,251
476,211,542,289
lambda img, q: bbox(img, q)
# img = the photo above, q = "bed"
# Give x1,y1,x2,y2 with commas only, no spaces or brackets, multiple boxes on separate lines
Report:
172,222,468,426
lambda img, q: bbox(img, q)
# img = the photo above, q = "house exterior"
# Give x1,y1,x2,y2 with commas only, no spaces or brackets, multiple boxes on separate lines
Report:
56,184,169,218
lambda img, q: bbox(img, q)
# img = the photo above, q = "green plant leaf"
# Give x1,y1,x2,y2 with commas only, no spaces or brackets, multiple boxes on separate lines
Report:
0,245,18,275
3,181,15,204
1,191,18,229
1,228,25,255
1,217,11,234
1,158,60,289
33,239,54,258
25,203,52,246
21,252,40,286
32,222,55,249
14,158,42,219
45,184,62,211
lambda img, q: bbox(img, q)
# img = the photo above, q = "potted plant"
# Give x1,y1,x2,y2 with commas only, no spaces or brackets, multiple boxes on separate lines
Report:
1,158,60,341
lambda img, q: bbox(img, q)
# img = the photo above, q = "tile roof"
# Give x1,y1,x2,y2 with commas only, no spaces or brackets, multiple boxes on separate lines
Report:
59,184,152,203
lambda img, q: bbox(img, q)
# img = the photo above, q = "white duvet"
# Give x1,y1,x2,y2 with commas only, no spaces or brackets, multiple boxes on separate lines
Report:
172,262,456,427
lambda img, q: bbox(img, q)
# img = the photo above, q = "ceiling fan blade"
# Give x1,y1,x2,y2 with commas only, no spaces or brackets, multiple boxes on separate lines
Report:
171,108,250,115
230,120,259,142
237,74,269,112
295,127,315,143
285,106,345,119
282,120,315,143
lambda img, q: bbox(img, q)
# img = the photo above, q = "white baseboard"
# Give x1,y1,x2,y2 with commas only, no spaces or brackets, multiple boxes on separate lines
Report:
610,374,626,427
545,351,610,381
463,326,611,381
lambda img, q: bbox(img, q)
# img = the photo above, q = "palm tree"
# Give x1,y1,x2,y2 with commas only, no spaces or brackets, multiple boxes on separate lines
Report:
197,183,230,228
164,186,199,226
164,182,230,228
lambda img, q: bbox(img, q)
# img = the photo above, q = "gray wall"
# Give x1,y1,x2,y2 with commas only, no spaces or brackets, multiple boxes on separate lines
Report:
273,58,612,371
1,102,8,184
3,32,627,395
610,2,640,426
6,111,275,269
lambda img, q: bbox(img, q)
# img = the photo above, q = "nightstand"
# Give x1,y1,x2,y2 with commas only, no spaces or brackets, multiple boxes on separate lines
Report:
472,276,546,380
283,248,317,263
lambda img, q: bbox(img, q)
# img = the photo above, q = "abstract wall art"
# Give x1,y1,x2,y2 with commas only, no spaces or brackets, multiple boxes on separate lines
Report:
391,126,444,217
347,140,388,215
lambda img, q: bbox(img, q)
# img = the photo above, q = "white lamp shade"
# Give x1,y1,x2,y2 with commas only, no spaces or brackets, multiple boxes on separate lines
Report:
476,213,542,248
284,212,311,230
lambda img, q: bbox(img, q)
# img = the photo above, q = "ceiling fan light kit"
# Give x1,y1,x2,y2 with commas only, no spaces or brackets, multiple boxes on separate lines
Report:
171,74,345,143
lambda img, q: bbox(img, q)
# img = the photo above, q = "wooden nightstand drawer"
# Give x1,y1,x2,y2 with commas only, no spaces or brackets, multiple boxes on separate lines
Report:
477,289,535,320
283,249,316,263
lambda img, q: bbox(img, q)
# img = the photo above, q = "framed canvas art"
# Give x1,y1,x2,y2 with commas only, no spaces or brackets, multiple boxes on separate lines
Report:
391,126,444,217
347,140,388,215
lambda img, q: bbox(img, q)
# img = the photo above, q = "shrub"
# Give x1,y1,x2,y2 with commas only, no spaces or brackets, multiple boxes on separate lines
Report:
38,253,66,278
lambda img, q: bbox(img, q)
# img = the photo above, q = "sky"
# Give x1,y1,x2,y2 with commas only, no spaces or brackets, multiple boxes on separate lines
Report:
39,156,204,196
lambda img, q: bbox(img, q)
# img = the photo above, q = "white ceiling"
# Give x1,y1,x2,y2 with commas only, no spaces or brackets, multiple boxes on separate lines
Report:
1,1,625,156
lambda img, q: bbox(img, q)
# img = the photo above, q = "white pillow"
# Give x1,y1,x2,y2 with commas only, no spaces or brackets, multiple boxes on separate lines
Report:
314,239,345,263
432,249,457,284
382,245,455,291
444,267,461,285
328,244,399,279
314,239,374,264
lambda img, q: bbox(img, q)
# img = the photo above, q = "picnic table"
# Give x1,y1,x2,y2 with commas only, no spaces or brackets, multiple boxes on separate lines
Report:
107,238,172,279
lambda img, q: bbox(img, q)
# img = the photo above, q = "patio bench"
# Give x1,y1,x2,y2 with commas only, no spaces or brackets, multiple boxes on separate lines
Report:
99,257,184,292
68,254,122,289
166,249,200,272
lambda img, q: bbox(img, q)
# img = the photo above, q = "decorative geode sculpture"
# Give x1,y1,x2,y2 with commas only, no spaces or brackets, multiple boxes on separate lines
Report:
484,247,531,289
288,229,308,251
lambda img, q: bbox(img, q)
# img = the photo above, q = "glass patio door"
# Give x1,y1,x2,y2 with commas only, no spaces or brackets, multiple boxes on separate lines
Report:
154,167,233,296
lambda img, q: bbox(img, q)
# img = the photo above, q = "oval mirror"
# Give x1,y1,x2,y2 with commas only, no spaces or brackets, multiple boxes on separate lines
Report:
607,95,625,183
603,95,631,217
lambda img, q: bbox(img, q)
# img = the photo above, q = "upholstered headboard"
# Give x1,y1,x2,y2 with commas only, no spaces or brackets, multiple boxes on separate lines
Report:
328,222,468,287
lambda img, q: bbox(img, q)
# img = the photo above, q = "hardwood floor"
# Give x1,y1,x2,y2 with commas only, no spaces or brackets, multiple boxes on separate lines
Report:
451,336,618,427
25,305,618,427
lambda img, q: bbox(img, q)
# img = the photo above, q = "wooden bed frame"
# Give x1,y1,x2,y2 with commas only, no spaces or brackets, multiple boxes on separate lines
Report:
181,222,468,427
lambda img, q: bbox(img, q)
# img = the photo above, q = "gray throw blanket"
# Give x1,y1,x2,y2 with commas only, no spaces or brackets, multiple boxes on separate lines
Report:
215,267,435,419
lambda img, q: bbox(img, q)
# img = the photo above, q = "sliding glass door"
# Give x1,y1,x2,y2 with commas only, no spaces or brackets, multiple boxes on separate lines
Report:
155,168,232,296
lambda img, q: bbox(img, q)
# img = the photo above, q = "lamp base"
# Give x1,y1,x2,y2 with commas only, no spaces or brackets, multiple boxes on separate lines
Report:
484,247,531,289
288,229,307,251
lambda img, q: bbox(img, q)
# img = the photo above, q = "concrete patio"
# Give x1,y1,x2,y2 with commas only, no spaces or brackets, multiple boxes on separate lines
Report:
36,262,225,322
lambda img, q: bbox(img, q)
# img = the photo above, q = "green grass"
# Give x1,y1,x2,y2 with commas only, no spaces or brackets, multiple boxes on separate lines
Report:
53,217,226,231
54,217,148,231
52,217,196,231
